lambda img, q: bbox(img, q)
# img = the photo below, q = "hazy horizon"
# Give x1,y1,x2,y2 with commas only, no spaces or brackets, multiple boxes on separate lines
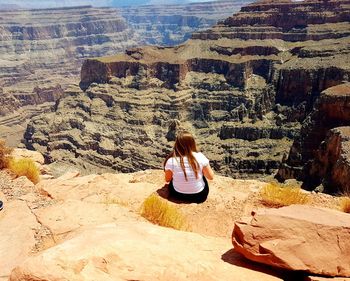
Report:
0,0,219,8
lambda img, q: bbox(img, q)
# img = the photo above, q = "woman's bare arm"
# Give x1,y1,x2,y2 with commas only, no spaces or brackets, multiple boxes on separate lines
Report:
164,170,173,183
203,165,214,180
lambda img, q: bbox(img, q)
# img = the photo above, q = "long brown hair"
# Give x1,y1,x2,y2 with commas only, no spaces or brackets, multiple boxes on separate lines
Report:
164,131,200,181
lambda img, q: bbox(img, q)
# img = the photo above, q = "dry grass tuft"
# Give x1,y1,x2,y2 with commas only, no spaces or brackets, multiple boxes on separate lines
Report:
8,158,40,184
339,197,350,213
101,195,128,207
0,139,13,169
260,182,310,208
141,194,190,231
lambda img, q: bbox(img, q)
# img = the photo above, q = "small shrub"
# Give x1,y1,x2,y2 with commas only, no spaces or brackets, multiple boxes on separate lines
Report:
0,139,13,169
8,158,40,184
260,182,310,208
141,194,190,231
340,197,350,213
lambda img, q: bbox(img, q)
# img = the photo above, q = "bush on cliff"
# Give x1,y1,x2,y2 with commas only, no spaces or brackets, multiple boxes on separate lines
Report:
340,197,350,213
0,139,12,169
260,182,310,208
141,194,190,231
7,158,40,184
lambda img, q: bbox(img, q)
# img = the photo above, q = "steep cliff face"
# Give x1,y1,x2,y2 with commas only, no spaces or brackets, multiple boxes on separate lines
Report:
278,83,350,193
309,127,350,194
0,6,137,114
24,0,350,178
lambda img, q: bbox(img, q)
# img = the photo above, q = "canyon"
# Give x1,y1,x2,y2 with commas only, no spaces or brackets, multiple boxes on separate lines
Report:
1,0,350,279
0,1,246,145
24,0,350,184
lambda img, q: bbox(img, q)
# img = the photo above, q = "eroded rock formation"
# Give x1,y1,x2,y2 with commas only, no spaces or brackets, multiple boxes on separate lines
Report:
1,2,243,146
0,6,136,116
24,0,350,177
278,83,350,193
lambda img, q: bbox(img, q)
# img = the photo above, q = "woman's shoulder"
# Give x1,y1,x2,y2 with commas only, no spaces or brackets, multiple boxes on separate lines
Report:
193,151,209,162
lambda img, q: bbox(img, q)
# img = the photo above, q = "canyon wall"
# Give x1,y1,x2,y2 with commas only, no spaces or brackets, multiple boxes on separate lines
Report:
0,1,244,146
0,5,136,140
277,83,350,193
24,0,350,179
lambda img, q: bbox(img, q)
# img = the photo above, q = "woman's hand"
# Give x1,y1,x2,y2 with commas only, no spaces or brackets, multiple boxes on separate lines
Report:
203,165,214,180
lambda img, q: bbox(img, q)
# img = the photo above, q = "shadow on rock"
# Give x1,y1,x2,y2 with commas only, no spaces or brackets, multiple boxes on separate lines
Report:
156,184,197,205
221,249,305,281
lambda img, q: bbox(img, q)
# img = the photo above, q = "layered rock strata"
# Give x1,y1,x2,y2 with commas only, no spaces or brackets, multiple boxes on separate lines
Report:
0,6,137,113
24,0,350,177
0,2,247,113
0,2,250,146
278,83,350,193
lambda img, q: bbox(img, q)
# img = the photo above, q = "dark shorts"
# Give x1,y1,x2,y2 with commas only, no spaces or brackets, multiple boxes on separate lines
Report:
168,177,209,204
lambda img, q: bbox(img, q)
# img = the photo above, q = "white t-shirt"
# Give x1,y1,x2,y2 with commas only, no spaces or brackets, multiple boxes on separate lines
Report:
165,152,210,194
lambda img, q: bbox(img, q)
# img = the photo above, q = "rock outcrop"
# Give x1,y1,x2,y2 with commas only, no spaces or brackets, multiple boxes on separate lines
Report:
34,169,266,238
0,150,346,280
278,83,350,193
232,205,350,277
9,221,282,281
0,162,285,281
24,0,350,178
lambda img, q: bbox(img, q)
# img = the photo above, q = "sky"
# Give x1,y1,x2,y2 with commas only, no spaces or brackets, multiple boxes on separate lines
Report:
0,0,216,8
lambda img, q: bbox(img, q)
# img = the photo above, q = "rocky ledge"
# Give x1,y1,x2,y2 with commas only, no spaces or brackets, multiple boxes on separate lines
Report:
0,156,349,280
24,0,350,178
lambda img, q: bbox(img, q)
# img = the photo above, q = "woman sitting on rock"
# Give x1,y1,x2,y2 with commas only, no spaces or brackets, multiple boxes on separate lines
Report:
164,131,214,203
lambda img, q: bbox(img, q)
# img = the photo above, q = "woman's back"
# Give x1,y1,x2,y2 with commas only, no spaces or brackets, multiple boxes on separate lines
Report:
165,152,209,194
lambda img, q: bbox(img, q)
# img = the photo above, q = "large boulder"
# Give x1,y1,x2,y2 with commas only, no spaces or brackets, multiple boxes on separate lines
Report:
232,205,350,277
10,221,282,281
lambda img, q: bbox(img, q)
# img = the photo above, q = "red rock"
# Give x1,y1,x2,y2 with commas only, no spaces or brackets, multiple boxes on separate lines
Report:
10,221,282,281
232,205,350,277
0,201,40,280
